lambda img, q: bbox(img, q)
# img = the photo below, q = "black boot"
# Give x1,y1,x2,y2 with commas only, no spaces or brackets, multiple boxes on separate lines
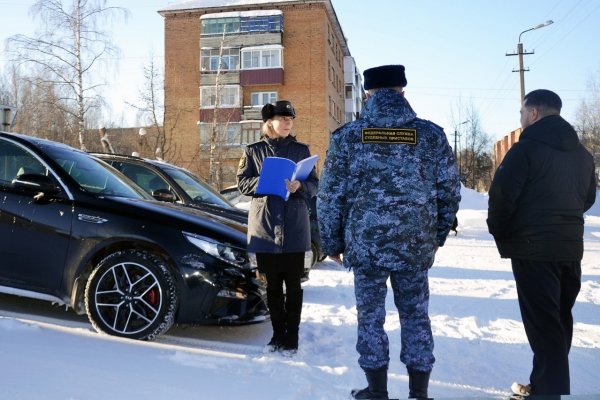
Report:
266,289,286,351
267,320,286,351
351,367,389,399
282,288,303,353
408,367,430,399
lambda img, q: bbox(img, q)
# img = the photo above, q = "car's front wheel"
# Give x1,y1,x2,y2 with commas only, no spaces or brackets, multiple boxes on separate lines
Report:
85,250,178,340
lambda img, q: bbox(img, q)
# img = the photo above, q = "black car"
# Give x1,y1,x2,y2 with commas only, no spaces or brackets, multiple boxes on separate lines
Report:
0,132,267,341
220,185,327,266
91,153,248,225
93,153,317,276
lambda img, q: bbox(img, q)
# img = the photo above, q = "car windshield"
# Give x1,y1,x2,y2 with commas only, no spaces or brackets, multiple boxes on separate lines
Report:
43,145,150,199
159,164,231,207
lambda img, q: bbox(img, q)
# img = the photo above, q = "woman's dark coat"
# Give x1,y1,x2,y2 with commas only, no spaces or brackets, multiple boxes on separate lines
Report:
237,135,318,253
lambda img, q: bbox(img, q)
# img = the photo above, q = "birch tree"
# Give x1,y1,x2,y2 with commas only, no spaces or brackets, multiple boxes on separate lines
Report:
129,56,171,159
5,0,128,150
207,29,228,189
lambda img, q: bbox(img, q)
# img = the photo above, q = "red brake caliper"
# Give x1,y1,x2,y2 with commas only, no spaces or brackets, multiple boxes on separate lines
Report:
145,288,158,306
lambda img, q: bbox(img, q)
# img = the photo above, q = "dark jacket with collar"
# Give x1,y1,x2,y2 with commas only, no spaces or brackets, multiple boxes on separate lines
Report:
237,135,318,253
487,114,597,261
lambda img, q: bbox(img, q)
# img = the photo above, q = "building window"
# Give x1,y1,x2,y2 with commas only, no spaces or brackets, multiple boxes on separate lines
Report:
199,123,242,146
201,17,240,35
200,85,240,108
240,15,283,33
201,48,240,72
241,122,262,144
202,14,283,36
241,47,282,69
251,92,277,107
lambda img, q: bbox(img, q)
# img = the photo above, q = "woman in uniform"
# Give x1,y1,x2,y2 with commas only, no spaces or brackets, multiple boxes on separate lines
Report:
237,100,318,354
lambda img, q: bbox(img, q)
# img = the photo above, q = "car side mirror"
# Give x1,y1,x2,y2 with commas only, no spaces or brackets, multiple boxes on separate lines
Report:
12,173,60,195
152,188,176,202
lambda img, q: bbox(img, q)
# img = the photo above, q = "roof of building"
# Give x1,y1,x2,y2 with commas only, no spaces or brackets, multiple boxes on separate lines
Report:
200,9,282,19
159,0,298,13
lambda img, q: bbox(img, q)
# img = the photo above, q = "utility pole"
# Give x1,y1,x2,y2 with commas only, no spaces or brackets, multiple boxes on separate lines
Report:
454,120,469,182
506,42,534,103
1,106,17,132
506,21,553,103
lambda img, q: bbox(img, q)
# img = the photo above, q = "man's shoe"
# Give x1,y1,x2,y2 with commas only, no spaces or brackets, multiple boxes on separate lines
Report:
265,337,282,352
511,382,531,397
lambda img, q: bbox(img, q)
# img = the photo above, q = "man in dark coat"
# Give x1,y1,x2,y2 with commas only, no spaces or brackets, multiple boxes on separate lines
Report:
487,89,597,396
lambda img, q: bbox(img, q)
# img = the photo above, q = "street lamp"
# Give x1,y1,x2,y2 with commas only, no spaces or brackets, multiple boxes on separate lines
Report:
507,20,553,103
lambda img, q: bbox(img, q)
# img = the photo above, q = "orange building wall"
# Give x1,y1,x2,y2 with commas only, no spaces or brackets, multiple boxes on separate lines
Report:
494,127,522,167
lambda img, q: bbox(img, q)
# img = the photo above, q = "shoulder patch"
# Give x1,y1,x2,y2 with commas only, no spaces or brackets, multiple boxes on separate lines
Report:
238,155,247,170
362,128,417,145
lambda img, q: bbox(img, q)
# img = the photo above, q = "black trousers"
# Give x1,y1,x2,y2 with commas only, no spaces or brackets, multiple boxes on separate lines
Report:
511,258,581,395
256,252,305,346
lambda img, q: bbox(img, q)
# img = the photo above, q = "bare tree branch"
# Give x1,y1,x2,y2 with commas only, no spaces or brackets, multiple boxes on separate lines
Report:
5,0,129,149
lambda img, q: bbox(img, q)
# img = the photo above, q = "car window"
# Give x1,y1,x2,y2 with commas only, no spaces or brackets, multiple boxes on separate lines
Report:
160,164,231,207
0,139,49,186
109,161,173,196
41,145,148,198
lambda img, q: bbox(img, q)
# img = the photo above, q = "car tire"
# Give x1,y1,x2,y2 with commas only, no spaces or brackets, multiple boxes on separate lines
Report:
85,249,178,340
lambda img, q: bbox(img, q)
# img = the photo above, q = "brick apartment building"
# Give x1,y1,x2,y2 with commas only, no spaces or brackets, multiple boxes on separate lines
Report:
158,0,363,188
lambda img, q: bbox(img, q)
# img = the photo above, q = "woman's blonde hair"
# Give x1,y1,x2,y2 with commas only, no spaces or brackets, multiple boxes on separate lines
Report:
261,121,273,138
261,119,295,138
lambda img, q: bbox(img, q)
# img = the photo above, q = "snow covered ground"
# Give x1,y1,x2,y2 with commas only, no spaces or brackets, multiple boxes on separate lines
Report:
1,187,599,399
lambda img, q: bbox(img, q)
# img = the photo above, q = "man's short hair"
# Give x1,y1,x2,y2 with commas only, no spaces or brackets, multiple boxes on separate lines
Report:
523,89,562,114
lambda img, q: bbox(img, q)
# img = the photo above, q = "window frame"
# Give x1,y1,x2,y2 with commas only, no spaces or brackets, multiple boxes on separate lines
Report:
241,47,283,70
200,48,240,72
250,91,278,107
200,85,241,108
199,123,243,146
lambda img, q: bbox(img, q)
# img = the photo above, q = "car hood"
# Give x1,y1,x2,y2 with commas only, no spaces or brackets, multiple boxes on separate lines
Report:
191,202,248,225
105,196,248,245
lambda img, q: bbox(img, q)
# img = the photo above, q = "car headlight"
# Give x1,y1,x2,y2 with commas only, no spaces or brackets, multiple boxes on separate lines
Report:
183,232,250,269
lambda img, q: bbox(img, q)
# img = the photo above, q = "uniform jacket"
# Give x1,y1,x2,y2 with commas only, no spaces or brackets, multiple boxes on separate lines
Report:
237,135,318,253
316,89,461,272
487,114,596,261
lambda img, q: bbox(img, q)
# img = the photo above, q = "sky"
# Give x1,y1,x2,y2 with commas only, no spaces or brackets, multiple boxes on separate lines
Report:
1,186,600,399
0,0,599,142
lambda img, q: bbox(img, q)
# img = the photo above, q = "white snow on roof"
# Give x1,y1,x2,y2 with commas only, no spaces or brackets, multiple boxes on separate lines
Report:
160,0,297,13
200,10,282,19
241,44,283,51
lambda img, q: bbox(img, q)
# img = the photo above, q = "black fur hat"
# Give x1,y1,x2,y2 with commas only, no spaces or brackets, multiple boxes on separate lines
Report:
261,100,296,122
363,65,407,90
